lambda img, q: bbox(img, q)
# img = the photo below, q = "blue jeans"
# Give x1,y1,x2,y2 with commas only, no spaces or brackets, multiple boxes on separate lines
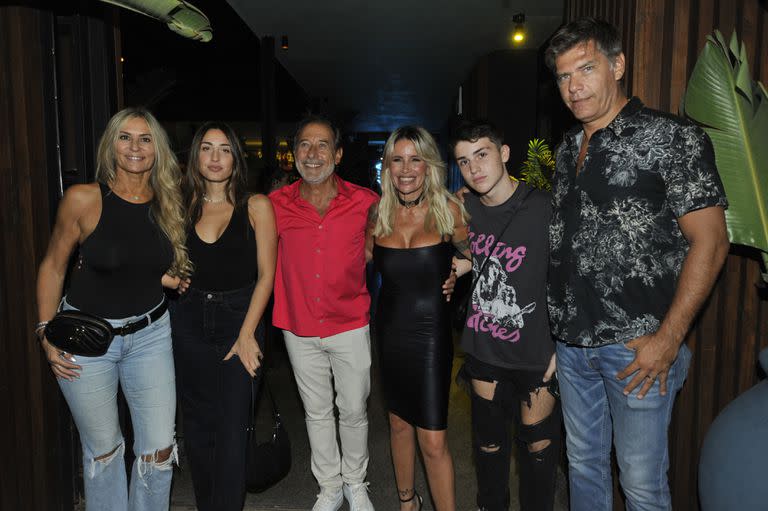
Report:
170,285,261,511
556,340,691,511
58,298,177,511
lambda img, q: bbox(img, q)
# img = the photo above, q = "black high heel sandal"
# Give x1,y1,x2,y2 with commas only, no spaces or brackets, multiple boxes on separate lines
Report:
399,490,423,511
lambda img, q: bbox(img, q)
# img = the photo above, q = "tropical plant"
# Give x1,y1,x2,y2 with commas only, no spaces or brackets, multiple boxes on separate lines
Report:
97,0,212,41
681,30,768,281
519,138,555,191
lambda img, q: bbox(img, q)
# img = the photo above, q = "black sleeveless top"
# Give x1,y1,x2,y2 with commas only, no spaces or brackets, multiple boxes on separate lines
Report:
68,183,173,318
187,204,257,291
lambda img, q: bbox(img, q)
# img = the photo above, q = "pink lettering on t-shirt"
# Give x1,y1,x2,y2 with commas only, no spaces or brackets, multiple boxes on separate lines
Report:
468,230,527,273
466,304,521,343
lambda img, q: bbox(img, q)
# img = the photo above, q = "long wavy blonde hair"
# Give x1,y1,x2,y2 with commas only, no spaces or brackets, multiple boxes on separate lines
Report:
95,107,191,277
374,125,467,238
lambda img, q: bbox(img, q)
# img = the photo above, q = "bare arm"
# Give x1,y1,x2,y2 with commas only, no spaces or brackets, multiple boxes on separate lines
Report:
224,195,278,377
364,201,378,263
443,201,470,300
36,184,99,379
617,206,729,398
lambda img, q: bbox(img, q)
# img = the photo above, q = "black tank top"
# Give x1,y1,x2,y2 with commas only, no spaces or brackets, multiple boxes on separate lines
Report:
68,183,173,318
187,204,257,291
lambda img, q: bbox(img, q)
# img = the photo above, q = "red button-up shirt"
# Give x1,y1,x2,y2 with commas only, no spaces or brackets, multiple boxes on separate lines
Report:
269,176,379,338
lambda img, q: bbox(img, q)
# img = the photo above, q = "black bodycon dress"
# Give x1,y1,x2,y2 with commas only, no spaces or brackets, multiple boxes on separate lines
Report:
374,241,454,430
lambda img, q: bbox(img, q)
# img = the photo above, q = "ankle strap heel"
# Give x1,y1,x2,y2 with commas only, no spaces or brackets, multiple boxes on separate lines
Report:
398,490,422,510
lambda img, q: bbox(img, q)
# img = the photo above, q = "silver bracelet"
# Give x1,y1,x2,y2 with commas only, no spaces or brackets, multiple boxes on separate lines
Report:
34,321,49,338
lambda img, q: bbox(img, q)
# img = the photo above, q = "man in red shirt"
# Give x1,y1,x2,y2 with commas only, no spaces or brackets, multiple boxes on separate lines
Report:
269,116,379,511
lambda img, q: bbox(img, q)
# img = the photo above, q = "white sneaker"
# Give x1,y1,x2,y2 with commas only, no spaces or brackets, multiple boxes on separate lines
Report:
312,486,343,511
343,482,375,511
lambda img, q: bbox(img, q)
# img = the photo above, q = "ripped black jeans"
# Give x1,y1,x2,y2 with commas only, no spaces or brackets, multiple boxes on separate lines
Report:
461,358,562,511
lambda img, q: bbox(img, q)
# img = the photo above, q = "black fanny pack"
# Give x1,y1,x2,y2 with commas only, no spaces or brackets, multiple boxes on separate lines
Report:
44,300,168,357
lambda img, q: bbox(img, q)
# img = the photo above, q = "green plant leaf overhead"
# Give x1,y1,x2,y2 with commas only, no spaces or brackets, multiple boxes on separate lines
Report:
98,0,212,42
682,30,768,279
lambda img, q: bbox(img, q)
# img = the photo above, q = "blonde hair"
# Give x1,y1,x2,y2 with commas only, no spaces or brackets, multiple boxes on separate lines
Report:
95,107,191,277
374,125,467,238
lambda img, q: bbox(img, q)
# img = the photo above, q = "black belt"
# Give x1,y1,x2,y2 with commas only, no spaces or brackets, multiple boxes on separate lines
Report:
112,300,168,337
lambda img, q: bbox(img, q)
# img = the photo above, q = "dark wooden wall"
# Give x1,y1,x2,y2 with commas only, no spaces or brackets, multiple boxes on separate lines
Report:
563,1,768,510
462,49,541,171
0,6,76,510
0,3,120,509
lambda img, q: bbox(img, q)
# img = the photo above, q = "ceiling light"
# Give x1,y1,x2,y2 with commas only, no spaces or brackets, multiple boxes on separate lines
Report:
511,13,526,45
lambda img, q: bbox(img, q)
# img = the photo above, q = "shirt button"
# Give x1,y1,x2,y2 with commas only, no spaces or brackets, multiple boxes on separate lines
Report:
315,297,320,302
319,319,324,324
315,274,320,278
206,293,212,299
316,249,321,254
318,225,323,229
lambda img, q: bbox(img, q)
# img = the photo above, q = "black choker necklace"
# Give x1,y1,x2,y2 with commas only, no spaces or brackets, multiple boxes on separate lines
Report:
397,191,425,209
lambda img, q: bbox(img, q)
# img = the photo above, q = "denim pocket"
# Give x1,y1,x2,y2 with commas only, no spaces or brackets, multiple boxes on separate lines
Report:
624,345,691,409
221,300,249,315
619,339,636,352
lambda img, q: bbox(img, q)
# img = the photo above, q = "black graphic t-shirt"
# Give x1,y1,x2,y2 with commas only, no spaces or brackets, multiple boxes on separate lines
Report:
547,97,728,347
460,181,555,371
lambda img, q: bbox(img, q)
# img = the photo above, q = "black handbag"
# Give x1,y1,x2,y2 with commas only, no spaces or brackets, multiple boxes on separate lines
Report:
245,371,291,493
44,310,114,357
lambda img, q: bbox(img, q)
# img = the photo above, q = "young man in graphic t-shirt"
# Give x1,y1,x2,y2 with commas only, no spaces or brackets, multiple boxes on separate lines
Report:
450,120,560,511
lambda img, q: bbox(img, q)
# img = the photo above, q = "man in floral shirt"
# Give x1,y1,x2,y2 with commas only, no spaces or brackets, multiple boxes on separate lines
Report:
545,17,729,511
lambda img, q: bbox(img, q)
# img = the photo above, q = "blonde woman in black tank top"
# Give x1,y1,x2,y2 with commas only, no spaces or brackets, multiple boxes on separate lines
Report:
36,107,190,510
170,122,276,511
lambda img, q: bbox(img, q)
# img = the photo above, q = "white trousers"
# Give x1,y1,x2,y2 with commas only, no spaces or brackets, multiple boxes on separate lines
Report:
283,325,371,490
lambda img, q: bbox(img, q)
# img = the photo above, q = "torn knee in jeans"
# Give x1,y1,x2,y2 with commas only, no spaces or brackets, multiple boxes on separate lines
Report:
527,439,552,454
480,443,501,454
88,441,125,478
137,442,178,480
518,412,559,459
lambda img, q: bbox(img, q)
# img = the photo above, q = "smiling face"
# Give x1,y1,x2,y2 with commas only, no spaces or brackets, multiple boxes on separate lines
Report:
197,128,234,183
293,122,342,185
388,138,427,198
114,116,155,175
554,39,626,135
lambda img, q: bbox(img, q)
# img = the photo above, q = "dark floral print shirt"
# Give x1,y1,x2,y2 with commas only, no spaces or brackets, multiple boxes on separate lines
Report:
547,97,728,347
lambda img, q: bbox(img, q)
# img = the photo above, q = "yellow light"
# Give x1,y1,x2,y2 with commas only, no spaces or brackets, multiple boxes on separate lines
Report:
511,13,526,46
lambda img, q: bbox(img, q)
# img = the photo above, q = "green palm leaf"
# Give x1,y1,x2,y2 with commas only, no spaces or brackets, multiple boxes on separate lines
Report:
682,30,768,280
520,138,555,191
98,0,212,42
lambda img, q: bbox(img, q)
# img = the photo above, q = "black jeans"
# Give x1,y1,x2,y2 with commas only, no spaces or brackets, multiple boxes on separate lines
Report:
465,364,561,511
170,285,262,511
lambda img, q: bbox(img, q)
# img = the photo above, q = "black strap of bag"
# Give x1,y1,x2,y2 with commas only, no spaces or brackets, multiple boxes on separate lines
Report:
467,183,533,296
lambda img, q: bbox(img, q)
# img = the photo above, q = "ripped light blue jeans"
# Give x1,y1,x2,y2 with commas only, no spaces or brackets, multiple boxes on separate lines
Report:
58,298,177,511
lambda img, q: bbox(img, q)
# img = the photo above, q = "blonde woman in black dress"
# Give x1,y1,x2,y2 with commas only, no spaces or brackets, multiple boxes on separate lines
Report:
372,126,470,511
